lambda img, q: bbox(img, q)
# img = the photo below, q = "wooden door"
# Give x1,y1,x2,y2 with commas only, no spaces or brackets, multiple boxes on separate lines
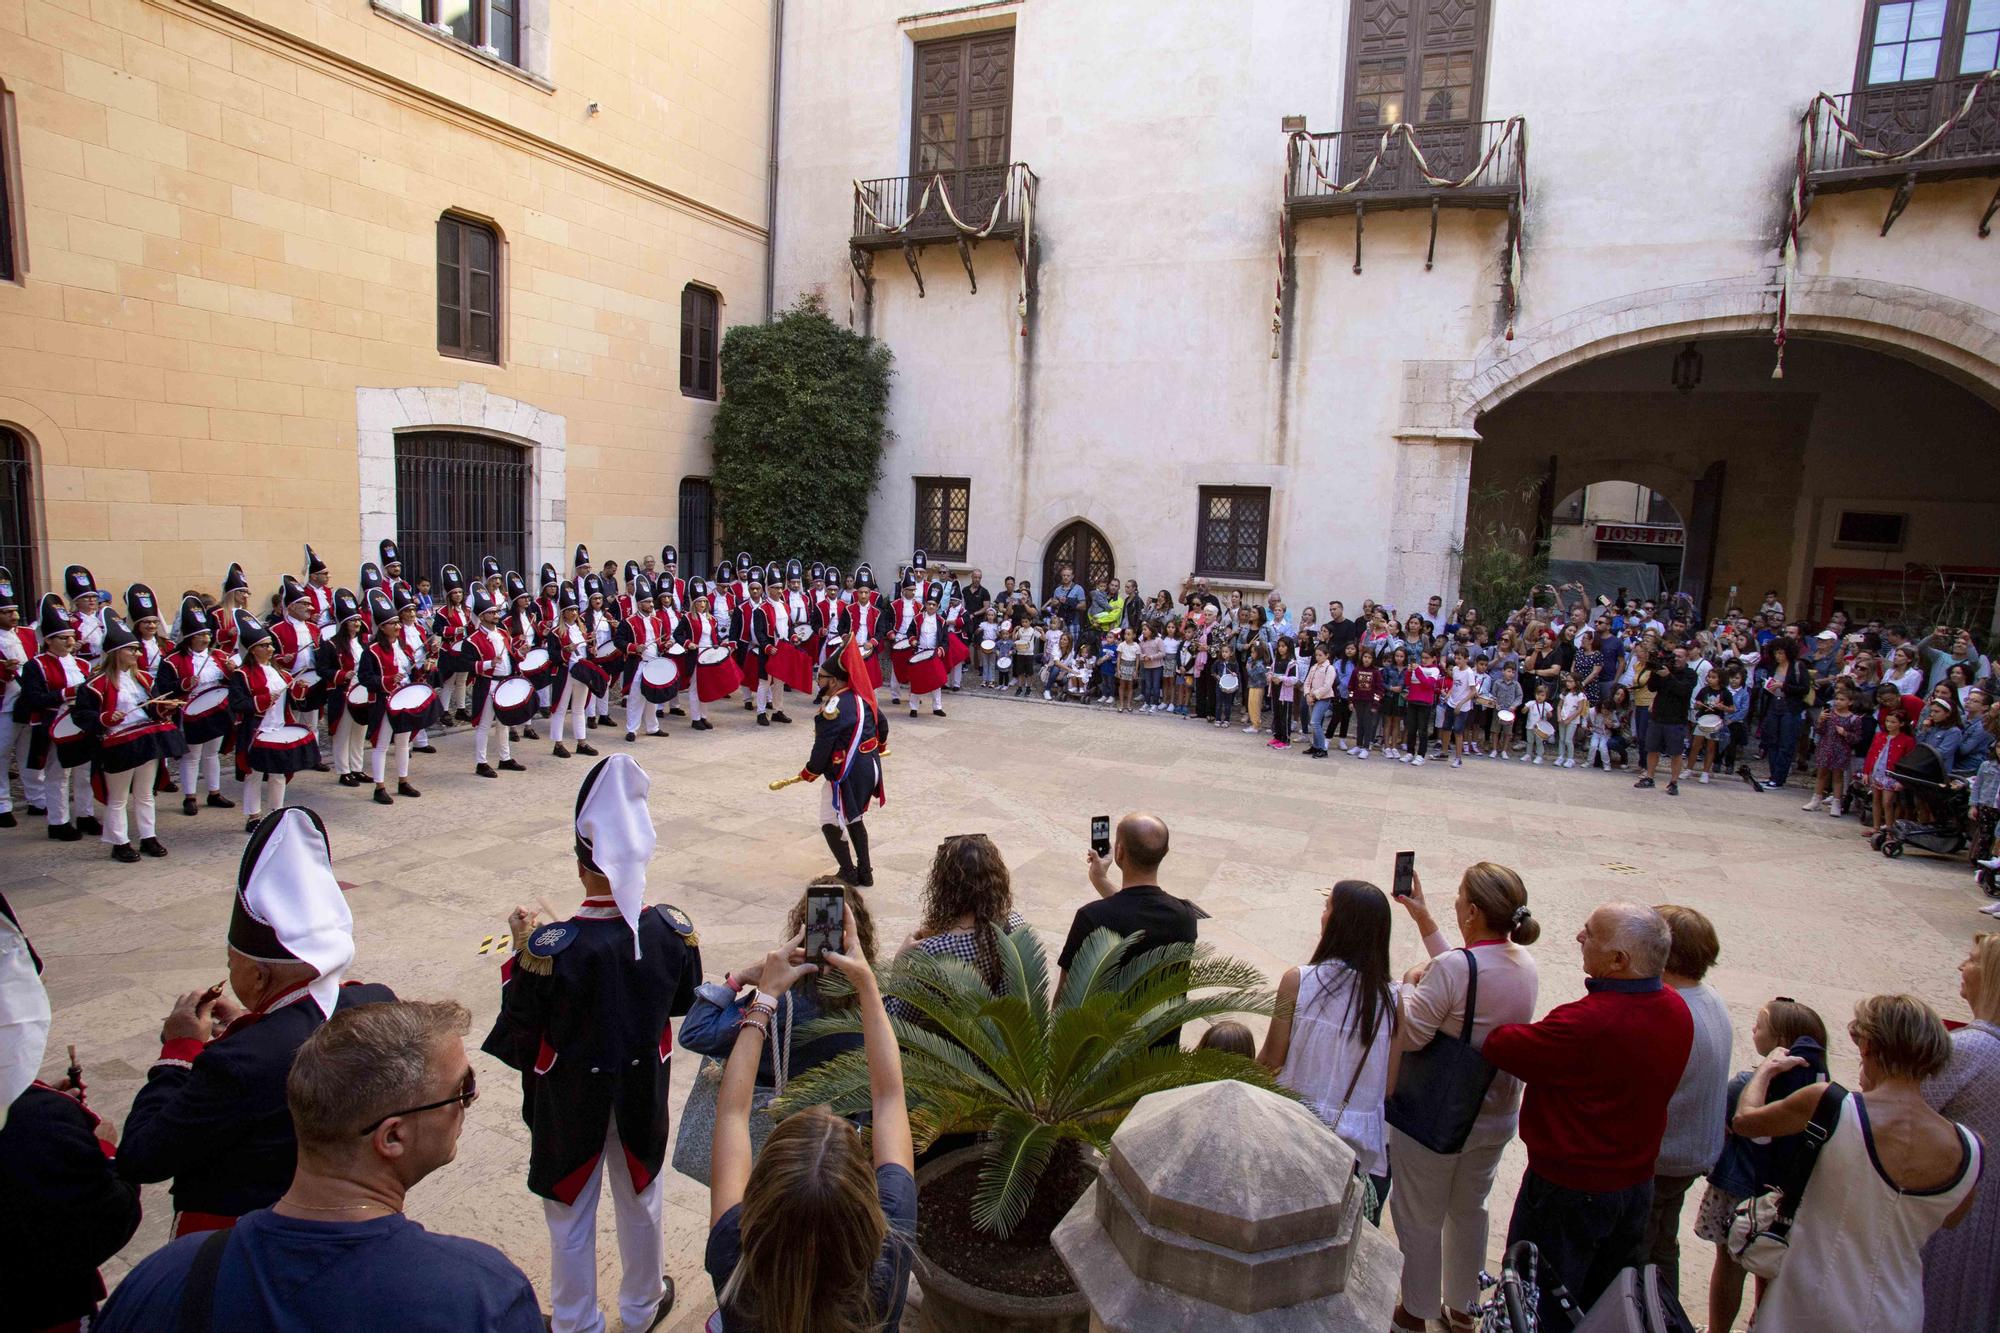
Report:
1341,0,1487,187
1042,521,1114,601
910,32,1015,229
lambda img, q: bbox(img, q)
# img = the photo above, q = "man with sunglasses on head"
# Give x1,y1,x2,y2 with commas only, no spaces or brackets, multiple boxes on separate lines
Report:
95,999,541,1331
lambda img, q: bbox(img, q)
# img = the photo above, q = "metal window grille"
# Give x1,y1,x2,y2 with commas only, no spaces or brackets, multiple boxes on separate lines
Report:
0,428,32,603
1195,487,1271,580
394,432,529,584
678,477,715,579
914,477,970,561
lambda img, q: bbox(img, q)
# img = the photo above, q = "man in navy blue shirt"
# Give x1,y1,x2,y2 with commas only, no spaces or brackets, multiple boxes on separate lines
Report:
95,998,542,1332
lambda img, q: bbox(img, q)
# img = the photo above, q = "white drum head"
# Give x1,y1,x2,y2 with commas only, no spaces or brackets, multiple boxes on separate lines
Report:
186,687,230,718
1497,708,1516,723
347,685,370,707
1217,671,1240,692
640,658,680,688
996,654,1013,670
697,647,731,666
909,649,935,663
492,678,533,708
389,684,434,711
518,648,550,674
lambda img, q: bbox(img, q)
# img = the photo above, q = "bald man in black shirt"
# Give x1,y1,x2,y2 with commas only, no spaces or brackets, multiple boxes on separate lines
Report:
1057,814,1203,1045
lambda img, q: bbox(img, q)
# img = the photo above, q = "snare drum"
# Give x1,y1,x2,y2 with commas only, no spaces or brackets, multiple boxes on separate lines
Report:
346,685,372,708
183,687,233,745
100,717,184,773
1533,719,1556,740
638,657,682,702
1695,713,1725,736
996,654,1014,672
791,624,813,643
386,684,441,735
567,659,612,698
518,647,553,685
695,646,743,702
248,723,320,776
697,647,733,667
1497,708,1517,724
490,677,538,726
907,648,947,695
50,709,94,769
294,668,328,710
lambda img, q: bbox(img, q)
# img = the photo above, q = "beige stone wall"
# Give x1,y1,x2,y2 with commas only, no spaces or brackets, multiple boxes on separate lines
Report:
0,0,770,598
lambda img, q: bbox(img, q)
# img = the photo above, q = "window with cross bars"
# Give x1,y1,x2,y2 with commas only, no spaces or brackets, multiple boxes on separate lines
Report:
1195,487,1272,581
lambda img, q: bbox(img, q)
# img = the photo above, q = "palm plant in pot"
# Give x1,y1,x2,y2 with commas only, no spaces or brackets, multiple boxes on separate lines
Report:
774,925,1281,1333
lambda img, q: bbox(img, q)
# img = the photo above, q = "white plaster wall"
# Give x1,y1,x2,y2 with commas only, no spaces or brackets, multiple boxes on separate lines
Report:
773,0,2000,609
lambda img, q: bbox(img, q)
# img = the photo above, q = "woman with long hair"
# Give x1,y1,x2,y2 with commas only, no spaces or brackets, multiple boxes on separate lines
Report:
1388,864,1542,1333
1258,880,1402,1213
77,618,174,863
709,911,917,1333
897,834,1025,994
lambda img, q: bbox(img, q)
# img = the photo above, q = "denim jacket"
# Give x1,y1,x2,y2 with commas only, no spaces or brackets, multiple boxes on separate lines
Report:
678,980,863,1085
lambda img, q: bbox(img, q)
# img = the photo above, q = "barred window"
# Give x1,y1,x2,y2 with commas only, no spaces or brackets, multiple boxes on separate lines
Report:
914,477,970,561
1194,487,1271,580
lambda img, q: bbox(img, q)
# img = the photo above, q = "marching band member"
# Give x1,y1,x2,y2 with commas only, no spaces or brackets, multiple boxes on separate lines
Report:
269,577,328,769
615,575,666,741
0,568,41,826
65,565,107,667
303,545,336,630
161,595,235,817
378,538,405,595
227,610,315,832
533,563,562,717
585,575,621,729
465,588,527,779
433,564,475,722
751,564,798,725
21,595,95,841
654,572,690,720
850,565,889,691
481,754,700,1333
126,583,167,673
797,639,887,887
616,560,641,622
75,614,177,862
507,572,543,742
729,551,754,611
571,543,592,609
909,548,934,606
732,570,772,724
548,585,600,760
903,588,962,719
784,559,812,645
708,560,736,649
357,560,385,618
886,574,922,706
395,584,439,753
359,588,423,805
481,555,506,614
318,590,369,788
117,807,397,1234
657,545,685,614
685,580,738,732
214,563,251,662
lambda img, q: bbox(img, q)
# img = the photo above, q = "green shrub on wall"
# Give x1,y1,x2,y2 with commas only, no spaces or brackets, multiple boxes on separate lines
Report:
709,296,894,567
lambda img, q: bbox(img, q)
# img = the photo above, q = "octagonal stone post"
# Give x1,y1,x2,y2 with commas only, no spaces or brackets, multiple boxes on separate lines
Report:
1052,1081,1402,1331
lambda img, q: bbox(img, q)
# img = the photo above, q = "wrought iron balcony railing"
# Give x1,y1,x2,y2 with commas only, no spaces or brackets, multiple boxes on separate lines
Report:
852,164,1032,249
1286,117,1524,217
1804,80,2000,191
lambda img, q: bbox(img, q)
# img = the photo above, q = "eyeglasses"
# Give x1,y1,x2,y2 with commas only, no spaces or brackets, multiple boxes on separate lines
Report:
357,1068,478,1136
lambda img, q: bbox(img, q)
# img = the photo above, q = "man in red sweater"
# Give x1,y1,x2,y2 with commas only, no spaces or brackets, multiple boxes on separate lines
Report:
1484,902,1693,1327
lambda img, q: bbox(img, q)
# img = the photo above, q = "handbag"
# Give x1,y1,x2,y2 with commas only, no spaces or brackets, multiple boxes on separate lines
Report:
1725,1082,1848,1279
1384,948,1499,1155
670,989,792,1187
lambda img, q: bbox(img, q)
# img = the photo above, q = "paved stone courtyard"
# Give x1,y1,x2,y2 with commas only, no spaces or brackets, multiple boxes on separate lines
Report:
6,691,1984,1329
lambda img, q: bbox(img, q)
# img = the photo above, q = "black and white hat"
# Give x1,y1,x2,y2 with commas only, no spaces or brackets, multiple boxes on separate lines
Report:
471,587,500,618
173,594,212,644
856,564,875,591
716,560,735,584
539,563,560,593
573,754,656,957
222,563,249,596
573,544,590,573
623,560,640,589
506,571,528,603
234,607,274,651
332,588,362,628
827,565,843,587
735,552,754,580
584,573,605,600
912,549,928,572
358,563,384,597
63,565,97,603
440,563,464,594
809,561,826,583
660,544,678,569
378,538,401,570
481,555,502,582
303,544,328,577
688,577,710,603
36,595,70,640
392,583,417,614
785,559,804,584
366,589,395,626
280,576,312,611
763,562,782,589
634,574,655,604
232,808,353,1014
0,567,17,613
558,582,580,611
99,614,137,656
125,583,160,625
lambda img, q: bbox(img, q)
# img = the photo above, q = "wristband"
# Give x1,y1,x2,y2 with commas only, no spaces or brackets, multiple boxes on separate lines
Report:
740,1012,772,1040
723,972,737,993
753,988,778,1011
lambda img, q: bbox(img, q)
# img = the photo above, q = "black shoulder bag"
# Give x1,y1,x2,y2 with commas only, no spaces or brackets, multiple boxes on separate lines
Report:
177,1227,235,1333
1384,948,1499,1155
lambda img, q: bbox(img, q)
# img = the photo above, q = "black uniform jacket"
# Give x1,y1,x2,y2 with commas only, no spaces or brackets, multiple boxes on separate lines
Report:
481,901,700,1204
802,688,888,820
0,1083,143,1330
118,980,398,1218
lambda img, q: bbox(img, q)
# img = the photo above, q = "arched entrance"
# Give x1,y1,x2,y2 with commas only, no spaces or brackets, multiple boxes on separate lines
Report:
0,427,34,604
1042,520,1113,597
1547,482,1684,601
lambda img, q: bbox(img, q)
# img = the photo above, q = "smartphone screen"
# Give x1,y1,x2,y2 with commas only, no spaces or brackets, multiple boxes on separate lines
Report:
805,886,845,962
1090,815,1111,858
1393,850,1416,899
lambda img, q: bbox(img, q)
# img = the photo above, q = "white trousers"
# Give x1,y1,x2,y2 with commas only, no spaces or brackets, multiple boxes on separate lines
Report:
370,728,410,784
0,708,42,811
543,1116,666,1333
472,695,512,764
754,678,786,712
552,677,591,744
42,760,92,826
442,674,469,714
240,772,287,818
1386,1127,1508,1321
624,685,661,734
293,707,321,738
99,761,157,845
332,712,367,777
179,737,224,797
910,689,942,713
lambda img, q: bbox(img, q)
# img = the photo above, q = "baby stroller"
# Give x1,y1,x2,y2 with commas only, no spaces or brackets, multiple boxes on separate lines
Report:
1871,743,1971,860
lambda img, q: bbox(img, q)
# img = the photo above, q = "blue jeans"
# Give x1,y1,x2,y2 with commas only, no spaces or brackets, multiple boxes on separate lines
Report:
1216,688,1236,724
1309,698,1332,750
1633,705,1653,765
1141,666,1163,705
1764,703,1805,785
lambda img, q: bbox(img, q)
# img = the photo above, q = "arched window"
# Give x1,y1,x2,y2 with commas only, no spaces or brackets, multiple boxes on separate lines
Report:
1043,520,1113,597
0,427,33,602
394,432,529,582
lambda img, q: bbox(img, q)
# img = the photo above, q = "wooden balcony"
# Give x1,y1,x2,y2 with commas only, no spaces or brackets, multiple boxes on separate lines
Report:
1285,118,1524,221
851,164,1032,251
1804,81,2000,194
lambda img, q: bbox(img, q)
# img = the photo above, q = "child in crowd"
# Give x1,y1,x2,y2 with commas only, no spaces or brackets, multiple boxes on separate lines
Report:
1115,627,1140,713
1244,640,1272,733
1195,1021,1257,1058
1380,646,1408,758
1330,641,1357,751
1268,640,1301,749
1687,667,1733,783
1213,643,1241,727
1094,634,1119,703
1804,685,1865,815
1860,704,1915,833
1137,625,1165,712
1443,647,1480,767
1012,615,1041,697
1350,648,1383,758
1403,648,1440,767
977,607,1002,687
1557,672,1587,769
1585,694,1617,770
1488,662,1523,759
1524,683,1554,765
1159,623,1183,714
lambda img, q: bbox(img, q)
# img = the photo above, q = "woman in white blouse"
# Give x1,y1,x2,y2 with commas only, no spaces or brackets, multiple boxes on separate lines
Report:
1258,880,1402,1217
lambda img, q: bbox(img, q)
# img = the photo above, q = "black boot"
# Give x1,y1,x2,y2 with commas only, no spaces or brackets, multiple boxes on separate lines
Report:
849,820,874,888
552,744,572,758
498,758,526,772
373,786,394,805
574,743,597,757
771,711,792,724
821,823,857,884
476,763,498,778
49,822,81,842
139,837,168,858
182,796,199,816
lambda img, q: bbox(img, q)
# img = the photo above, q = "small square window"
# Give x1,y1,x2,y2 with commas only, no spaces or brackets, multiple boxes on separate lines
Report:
1194,487,1272,581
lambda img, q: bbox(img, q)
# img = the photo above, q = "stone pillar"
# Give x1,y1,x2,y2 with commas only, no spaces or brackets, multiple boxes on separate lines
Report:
1387,427,1477,616
1052,1081,1402,1331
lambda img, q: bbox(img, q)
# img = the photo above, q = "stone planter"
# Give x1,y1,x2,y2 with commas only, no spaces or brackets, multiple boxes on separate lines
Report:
912,1144,1092,1333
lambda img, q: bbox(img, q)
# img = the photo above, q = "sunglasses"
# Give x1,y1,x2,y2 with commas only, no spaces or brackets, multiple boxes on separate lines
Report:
358,1067,478,1136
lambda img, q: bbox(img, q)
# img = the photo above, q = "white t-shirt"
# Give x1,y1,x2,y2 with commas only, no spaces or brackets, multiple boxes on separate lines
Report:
1560,690,1588,725
1526,698,1554,733
1447,665,1479,708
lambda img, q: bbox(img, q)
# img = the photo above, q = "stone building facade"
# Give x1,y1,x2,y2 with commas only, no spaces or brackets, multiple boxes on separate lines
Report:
771,0,2000,625
0,0,770,600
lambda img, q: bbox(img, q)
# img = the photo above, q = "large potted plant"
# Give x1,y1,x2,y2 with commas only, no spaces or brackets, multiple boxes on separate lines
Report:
776,926,1280,1333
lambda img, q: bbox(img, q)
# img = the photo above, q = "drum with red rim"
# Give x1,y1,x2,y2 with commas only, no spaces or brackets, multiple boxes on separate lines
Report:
387,684,441,735
346,685,371,708
638,657,682,702
695,646,742,702
248,723,320,776
567,659,612,698
50,709,94,769
908,648,948,695
490,677,538,725
183,687,233,745
518,647,554,686
100,716,185,772
293,668,328,711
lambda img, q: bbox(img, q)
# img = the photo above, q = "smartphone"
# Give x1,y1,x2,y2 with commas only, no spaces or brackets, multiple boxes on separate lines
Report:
804,884,845,962
1392,851,1416,899
1090,815,1111,858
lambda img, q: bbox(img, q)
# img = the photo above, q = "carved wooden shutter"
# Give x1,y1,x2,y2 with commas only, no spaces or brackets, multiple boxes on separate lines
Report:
1343,0,1486,183
910,32,1014,227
